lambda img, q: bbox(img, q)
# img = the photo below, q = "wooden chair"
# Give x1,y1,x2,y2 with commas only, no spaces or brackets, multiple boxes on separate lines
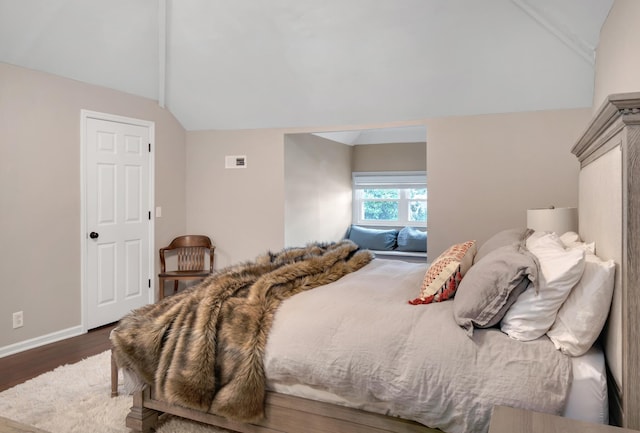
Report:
158,235,215,300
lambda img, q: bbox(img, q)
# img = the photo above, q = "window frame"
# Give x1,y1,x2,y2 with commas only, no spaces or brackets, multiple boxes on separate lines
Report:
352,171,427,228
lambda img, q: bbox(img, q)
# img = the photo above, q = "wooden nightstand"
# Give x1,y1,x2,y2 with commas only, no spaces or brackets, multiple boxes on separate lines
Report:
488,406,637,433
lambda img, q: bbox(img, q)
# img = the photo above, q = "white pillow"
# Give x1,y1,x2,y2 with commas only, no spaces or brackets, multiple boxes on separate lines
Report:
546,253,615,356
501,232,586,341
559,231,595,254
559,231,581,246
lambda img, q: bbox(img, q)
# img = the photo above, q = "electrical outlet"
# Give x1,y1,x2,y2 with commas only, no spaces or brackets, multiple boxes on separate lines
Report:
12,311,23,329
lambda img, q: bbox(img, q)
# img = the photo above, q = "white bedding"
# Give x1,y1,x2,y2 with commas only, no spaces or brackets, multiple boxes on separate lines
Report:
264,259,573,433
267,345,609,427
565,346,608,424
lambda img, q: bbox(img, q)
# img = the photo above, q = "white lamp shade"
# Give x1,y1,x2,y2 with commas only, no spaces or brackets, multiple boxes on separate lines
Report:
527,207,578,235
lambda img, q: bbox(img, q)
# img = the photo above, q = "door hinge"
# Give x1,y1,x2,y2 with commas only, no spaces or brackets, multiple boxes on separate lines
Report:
148,143,151,152
148,279,151,288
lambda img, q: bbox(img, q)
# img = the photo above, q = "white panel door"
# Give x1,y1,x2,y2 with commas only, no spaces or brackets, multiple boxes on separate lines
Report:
85,117,152,329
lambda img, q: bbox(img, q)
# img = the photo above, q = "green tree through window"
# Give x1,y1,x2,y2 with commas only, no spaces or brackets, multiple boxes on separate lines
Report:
408,188,427,222
362,189,399,221
353,172,427,227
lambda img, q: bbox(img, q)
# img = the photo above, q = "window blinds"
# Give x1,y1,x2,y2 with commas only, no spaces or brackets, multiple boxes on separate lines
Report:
352,171,426,189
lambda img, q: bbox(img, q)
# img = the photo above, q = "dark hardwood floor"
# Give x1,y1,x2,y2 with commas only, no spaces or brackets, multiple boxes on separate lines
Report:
0,323,116,392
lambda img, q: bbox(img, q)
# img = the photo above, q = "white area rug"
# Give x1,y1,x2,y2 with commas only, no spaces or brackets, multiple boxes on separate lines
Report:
0,351,230,433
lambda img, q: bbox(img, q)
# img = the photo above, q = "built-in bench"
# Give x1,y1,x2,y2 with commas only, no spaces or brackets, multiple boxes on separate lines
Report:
346,225,427,263
370,249,427,263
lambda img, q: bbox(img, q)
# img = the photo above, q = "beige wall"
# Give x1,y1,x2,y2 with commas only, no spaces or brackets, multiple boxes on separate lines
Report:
593,0,640,111
352,142,427,173
284,134,353,247
0,59,592,355
283,138,426,250
186,110,588,266
0,63,186,351
185,129,286,268
586,0,640,393
426,108,591,258
185,122,424,268
5,11,617,352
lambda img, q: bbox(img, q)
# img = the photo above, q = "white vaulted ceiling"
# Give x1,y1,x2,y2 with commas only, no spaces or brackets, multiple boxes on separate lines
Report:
0,0,613,131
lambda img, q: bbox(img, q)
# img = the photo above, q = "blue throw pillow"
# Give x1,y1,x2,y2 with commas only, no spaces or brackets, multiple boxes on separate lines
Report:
347,225,398,251
396,226,427,252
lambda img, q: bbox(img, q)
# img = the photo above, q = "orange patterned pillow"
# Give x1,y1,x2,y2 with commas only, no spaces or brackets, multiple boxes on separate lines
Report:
409,240,476,305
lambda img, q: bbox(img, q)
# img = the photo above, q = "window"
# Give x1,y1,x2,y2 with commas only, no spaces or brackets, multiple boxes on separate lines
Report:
352,172,427,227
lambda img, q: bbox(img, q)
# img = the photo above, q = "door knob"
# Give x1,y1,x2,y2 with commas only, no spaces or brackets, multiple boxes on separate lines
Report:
89,232,99,239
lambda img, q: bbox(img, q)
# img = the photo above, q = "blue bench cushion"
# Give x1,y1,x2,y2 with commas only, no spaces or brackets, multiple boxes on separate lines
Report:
397,226,427,252
347,225,398,251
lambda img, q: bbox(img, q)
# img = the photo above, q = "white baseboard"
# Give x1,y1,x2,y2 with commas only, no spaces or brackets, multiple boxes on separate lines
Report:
0,325,85,358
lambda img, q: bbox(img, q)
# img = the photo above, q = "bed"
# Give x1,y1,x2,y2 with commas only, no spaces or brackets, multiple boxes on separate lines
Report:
570,91,640,428
112,91,640,432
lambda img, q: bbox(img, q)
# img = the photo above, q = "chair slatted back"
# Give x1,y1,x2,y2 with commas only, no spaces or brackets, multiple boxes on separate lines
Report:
177,246,207,271
159,235,214,273
158,235,215,300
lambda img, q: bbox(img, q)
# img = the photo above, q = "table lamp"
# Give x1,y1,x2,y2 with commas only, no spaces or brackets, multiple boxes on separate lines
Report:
526,206,578,235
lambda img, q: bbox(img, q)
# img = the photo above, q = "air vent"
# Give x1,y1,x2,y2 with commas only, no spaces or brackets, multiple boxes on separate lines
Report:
225,155,247,169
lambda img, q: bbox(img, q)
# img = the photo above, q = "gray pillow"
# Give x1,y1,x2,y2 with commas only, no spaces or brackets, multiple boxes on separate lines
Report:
396,226,427,252
453,243,538,336
347,225,398,251
473,228,533,264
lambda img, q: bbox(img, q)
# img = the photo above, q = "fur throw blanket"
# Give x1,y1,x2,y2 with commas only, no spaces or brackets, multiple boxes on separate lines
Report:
111,240,373,422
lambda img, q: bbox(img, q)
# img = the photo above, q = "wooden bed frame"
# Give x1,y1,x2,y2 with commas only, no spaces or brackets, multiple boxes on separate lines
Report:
126,386,438,433
118,92,640,432
111,348,436,433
